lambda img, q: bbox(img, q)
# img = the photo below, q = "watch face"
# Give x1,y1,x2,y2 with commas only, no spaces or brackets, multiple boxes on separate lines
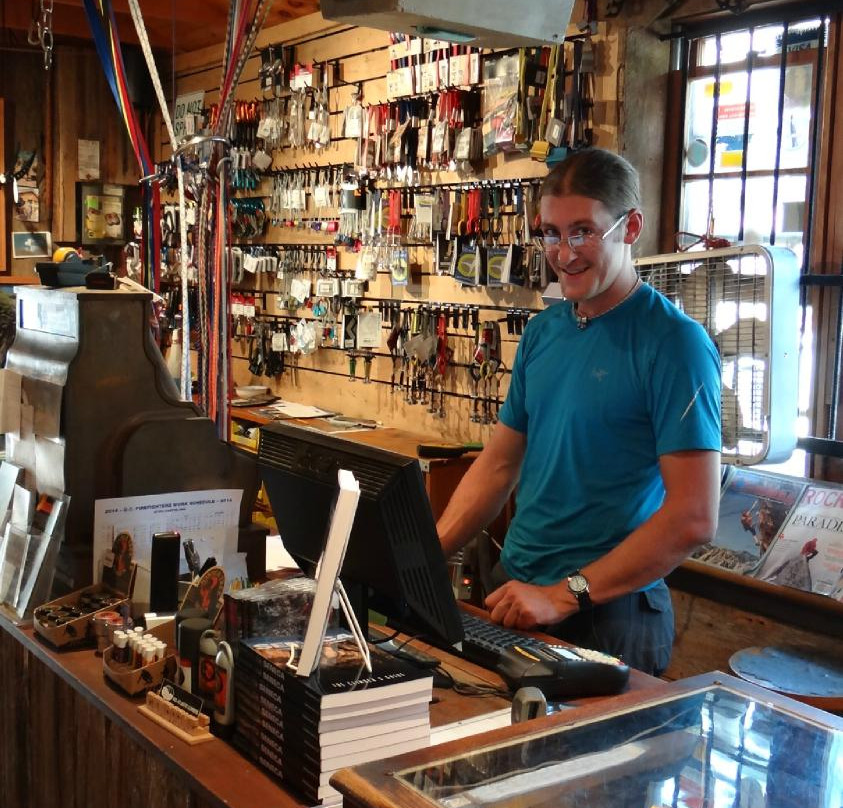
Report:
568,573,588,594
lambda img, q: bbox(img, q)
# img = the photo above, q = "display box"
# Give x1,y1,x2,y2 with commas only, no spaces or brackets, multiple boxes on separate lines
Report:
103,620,178,696
33,583,129,649
33,534,136,649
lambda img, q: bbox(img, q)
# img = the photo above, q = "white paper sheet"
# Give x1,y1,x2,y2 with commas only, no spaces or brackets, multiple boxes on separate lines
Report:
0,369,22,434
34,436,65,494
0,463,23,527
11,484,34,532
93,489,243,606
22,377,63,439
254,400,335,419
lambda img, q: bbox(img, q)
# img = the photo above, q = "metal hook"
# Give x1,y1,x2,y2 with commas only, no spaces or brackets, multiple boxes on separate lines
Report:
173,134,230,160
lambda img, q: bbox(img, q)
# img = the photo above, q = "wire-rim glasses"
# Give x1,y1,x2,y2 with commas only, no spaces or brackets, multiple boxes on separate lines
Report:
535,210,631,254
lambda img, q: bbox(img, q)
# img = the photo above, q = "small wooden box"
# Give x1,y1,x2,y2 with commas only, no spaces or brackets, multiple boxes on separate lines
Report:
103,621,178,696
33,585,129,649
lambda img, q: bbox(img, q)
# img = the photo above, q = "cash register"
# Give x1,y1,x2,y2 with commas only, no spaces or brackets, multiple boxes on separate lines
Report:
6,285,264,592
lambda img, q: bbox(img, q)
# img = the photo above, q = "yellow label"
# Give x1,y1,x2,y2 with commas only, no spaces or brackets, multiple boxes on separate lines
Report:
704,79,734,97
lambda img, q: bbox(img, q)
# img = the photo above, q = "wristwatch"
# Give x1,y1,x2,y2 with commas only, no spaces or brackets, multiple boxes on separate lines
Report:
567,570,593,610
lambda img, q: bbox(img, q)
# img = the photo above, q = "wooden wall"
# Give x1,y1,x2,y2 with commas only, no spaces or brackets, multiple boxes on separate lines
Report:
0,49,47,277
0,99,11,272
0,46,147,277
174,11,623,444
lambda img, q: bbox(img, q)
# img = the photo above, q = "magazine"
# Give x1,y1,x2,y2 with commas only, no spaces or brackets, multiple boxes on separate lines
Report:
755,484,843,599
690,467,806,574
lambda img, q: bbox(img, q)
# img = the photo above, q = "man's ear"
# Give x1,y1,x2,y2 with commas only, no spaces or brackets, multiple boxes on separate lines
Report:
625,210,644,244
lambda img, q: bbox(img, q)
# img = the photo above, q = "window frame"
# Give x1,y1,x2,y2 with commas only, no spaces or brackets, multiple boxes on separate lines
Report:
663,11,843,480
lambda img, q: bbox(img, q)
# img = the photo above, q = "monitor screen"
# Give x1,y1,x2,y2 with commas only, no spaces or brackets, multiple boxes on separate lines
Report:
257,422,464,646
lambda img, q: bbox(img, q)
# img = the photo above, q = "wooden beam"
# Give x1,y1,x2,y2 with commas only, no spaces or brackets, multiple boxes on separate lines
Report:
0,100,12,274
11,0,320,52
51,0,228,24
2,2,147,47
175,8,327,75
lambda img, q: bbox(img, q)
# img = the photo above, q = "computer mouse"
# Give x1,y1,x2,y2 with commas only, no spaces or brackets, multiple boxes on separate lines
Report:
496,643,630,699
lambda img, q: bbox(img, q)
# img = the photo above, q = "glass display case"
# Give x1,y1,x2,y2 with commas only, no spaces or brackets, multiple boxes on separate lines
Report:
332,673,843,808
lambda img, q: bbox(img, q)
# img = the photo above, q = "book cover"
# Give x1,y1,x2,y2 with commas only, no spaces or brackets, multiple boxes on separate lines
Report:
284,639,432,710
235,691,284,725
690,467,806,574
242,633,433,709
754,484,843,598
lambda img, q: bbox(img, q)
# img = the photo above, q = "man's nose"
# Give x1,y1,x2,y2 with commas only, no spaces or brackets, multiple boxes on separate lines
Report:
551,241,576,267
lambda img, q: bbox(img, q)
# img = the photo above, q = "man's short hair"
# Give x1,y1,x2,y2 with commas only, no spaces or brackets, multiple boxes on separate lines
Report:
541,147,641,218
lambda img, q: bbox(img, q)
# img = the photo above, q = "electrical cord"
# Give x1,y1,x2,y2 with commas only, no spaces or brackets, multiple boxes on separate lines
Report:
367,627,401,644
434,665,511,699
372,628,512,698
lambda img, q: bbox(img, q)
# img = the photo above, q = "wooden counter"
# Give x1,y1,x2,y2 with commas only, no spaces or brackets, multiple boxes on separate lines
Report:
0,604,663,808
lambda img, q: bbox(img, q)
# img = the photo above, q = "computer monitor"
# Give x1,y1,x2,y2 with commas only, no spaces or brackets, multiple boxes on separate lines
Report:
257,421,464,646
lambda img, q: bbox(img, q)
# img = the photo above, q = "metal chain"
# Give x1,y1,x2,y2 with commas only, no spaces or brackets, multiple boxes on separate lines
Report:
32,0,54,70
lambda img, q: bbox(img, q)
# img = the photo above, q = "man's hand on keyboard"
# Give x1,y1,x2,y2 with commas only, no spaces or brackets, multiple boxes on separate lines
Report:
485,580,577,630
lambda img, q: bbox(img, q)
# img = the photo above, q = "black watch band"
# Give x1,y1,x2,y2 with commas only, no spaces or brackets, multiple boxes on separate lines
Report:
567,570,593,610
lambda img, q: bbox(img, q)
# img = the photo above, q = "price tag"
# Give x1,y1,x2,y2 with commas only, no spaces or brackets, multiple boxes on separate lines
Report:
315,278,340,297
341,279,365,298
271,331,288,351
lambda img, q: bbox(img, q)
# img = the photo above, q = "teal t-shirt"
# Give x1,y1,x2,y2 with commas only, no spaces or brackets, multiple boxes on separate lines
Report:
498,282,721,586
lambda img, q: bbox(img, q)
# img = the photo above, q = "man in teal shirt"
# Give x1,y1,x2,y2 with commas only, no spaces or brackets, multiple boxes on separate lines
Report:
437,148,721,675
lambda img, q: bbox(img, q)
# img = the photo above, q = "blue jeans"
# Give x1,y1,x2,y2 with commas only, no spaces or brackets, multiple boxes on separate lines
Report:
490,563,674,676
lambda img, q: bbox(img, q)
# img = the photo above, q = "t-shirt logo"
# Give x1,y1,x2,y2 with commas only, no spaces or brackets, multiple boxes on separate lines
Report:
592,368,608,382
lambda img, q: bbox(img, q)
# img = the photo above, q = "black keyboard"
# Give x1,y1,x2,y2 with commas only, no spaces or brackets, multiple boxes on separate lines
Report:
455,612,631,698
455,611,546,668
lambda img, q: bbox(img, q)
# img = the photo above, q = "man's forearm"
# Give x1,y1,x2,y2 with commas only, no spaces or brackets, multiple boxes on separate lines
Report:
437,422,526,557
577,450,720,605
437,462,517,557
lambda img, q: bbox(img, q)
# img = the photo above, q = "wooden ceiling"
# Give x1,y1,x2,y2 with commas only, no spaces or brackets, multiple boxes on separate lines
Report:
1,0,320,53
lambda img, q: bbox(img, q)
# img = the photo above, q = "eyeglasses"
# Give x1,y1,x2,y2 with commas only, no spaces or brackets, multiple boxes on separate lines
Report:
535,211,631,254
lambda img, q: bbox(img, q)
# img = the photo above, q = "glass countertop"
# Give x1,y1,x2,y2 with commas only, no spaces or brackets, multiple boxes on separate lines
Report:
394,684,843,808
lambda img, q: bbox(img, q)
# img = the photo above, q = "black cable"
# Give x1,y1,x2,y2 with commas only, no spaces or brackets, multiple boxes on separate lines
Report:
434,665,511,699
367,627,400,645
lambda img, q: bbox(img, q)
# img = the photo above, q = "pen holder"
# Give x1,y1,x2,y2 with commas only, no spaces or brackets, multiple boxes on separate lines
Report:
103,620,178,696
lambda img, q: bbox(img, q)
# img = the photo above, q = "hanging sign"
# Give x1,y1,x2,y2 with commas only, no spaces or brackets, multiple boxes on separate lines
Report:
173,91,205,140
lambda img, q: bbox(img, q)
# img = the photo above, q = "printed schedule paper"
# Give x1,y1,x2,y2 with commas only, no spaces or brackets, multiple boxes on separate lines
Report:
93,489,242,606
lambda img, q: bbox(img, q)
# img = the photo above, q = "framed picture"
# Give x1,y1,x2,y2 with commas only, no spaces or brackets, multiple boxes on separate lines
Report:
77,183,127,245
11,230,51,259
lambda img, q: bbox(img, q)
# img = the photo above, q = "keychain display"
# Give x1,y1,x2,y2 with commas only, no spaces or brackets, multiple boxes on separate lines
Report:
211,36,595,433
230,197,267,239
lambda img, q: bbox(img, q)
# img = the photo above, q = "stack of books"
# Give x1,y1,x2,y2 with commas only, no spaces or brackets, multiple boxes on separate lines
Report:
233,633,433,805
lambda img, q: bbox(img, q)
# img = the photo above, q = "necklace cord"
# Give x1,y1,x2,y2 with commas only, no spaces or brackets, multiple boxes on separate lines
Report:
574,276,641,330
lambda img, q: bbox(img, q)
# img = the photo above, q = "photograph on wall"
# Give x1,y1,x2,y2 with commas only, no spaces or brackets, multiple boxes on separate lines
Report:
11,230,51,259
16,185,39,223
83,194,105,241
690,467,806,574
101,194,124,240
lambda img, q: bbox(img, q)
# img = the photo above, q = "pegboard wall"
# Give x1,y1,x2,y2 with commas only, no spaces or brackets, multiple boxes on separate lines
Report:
168,10,622,443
